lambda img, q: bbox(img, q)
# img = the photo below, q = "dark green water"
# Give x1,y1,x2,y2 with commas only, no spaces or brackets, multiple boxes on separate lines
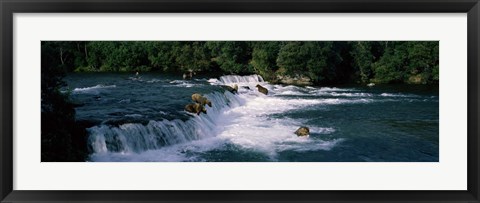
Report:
65,73,439,162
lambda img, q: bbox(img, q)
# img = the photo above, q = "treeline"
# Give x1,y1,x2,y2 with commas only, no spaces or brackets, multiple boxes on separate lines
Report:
43,41,439,85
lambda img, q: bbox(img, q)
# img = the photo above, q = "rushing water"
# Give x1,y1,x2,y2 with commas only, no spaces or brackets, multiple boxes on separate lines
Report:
65,72,439,162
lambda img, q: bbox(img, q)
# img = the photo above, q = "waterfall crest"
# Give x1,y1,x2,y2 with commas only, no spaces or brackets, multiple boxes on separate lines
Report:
88,90,244,154
219,74,264,84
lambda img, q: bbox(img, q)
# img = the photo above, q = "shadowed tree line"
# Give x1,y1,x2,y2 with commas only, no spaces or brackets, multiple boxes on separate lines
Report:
45,41,439,85
41,42,88,161
41,41,438,161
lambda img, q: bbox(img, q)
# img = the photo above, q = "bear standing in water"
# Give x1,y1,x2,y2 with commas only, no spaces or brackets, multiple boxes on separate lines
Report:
185,103,207,115
256,84,268,95
191,93,212,107
295,126,310,137
222,84,238,94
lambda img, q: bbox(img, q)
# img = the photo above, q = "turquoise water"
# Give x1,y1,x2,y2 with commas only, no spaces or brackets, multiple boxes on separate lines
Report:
65,73,439,162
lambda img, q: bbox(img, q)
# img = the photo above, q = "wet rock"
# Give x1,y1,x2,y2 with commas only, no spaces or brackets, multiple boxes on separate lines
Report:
276,74,313,86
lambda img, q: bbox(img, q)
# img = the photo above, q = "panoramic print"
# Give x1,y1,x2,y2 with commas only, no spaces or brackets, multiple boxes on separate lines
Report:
41,41,439,162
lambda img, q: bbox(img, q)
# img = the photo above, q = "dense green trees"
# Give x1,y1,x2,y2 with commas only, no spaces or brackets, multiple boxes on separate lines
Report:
250,42,281,81
206,41,252,74
41,41,439,161
43,41,439,85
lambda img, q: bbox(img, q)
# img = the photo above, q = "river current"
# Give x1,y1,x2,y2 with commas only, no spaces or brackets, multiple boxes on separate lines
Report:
65,73,439,162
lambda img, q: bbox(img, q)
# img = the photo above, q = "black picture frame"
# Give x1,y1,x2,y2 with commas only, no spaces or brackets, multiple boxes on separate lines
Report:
1,0,479,202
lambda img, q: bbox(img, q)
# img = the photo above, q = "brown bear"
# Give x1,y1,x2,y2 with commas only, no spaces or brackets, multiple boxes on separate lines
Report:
295,126,310,137
222,84,238,94
185,103,207,115
256,84,268,95
191,93,212,107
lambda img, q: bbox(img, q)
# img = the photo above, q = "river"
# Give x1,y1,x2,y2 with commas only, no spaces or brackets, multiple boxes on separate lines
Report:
65,73,439,162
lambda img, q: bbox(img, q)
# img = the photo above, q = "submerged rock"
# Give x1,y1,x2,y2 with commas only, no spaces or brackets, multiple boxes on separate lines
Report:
295,126,310,137
407,74,428,84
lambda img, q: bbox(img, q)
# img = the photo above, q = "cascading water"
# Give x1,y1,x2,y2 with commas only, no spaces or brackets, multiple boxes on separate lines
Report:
74,73,438,162
86,74,348,161
88,86,246,154
219,74,264,84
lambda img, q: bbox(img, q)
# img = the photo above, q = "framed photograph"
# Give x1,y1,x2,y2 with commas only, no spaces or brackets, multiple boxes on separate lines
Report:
1,0,479,202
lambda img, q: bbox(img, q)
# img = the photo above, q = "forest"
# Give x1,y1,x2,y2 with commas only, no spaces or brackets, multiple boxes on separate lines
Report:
42,41,439,85
41,41,439,162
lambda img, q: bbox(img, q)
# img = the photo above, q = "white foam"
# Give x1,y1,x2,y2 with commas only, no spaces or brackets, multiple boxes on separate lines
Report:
88,91,243,155
202,93,345,159
329,92,373,97
169,80,197,87
124,114,143,118
276,90,307,96
380,93,420,98
72,84,116,94
90,137,225,162
145,79,163,83
310,127,336,134
219,74,264,84
207,78,220,85
87,75,357,161
316,87,358,92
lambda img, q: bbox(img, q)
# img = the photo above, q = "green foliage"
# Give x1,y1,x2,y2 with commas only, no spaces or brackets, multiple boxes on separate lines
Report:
43,41,439,85
304,42,335,83
276,42,342,84
147,41,175,71
372,43,407,83
405,41,439,83
370,41,439,84
172,42,212,72
40,41,439,161
276,42,307,75
351,42,374,83
250,42,281,81
207,41,252,74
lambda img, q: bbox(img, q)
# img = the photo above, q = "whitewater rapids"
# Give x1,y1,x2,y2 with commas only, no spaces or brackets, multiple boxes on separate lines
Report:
87,75,344,161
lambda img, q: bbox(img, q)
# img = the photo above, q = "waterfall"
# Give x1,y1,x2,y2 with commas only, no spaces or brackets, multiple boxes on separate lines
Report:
219,74,264,84
88,90,244,154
